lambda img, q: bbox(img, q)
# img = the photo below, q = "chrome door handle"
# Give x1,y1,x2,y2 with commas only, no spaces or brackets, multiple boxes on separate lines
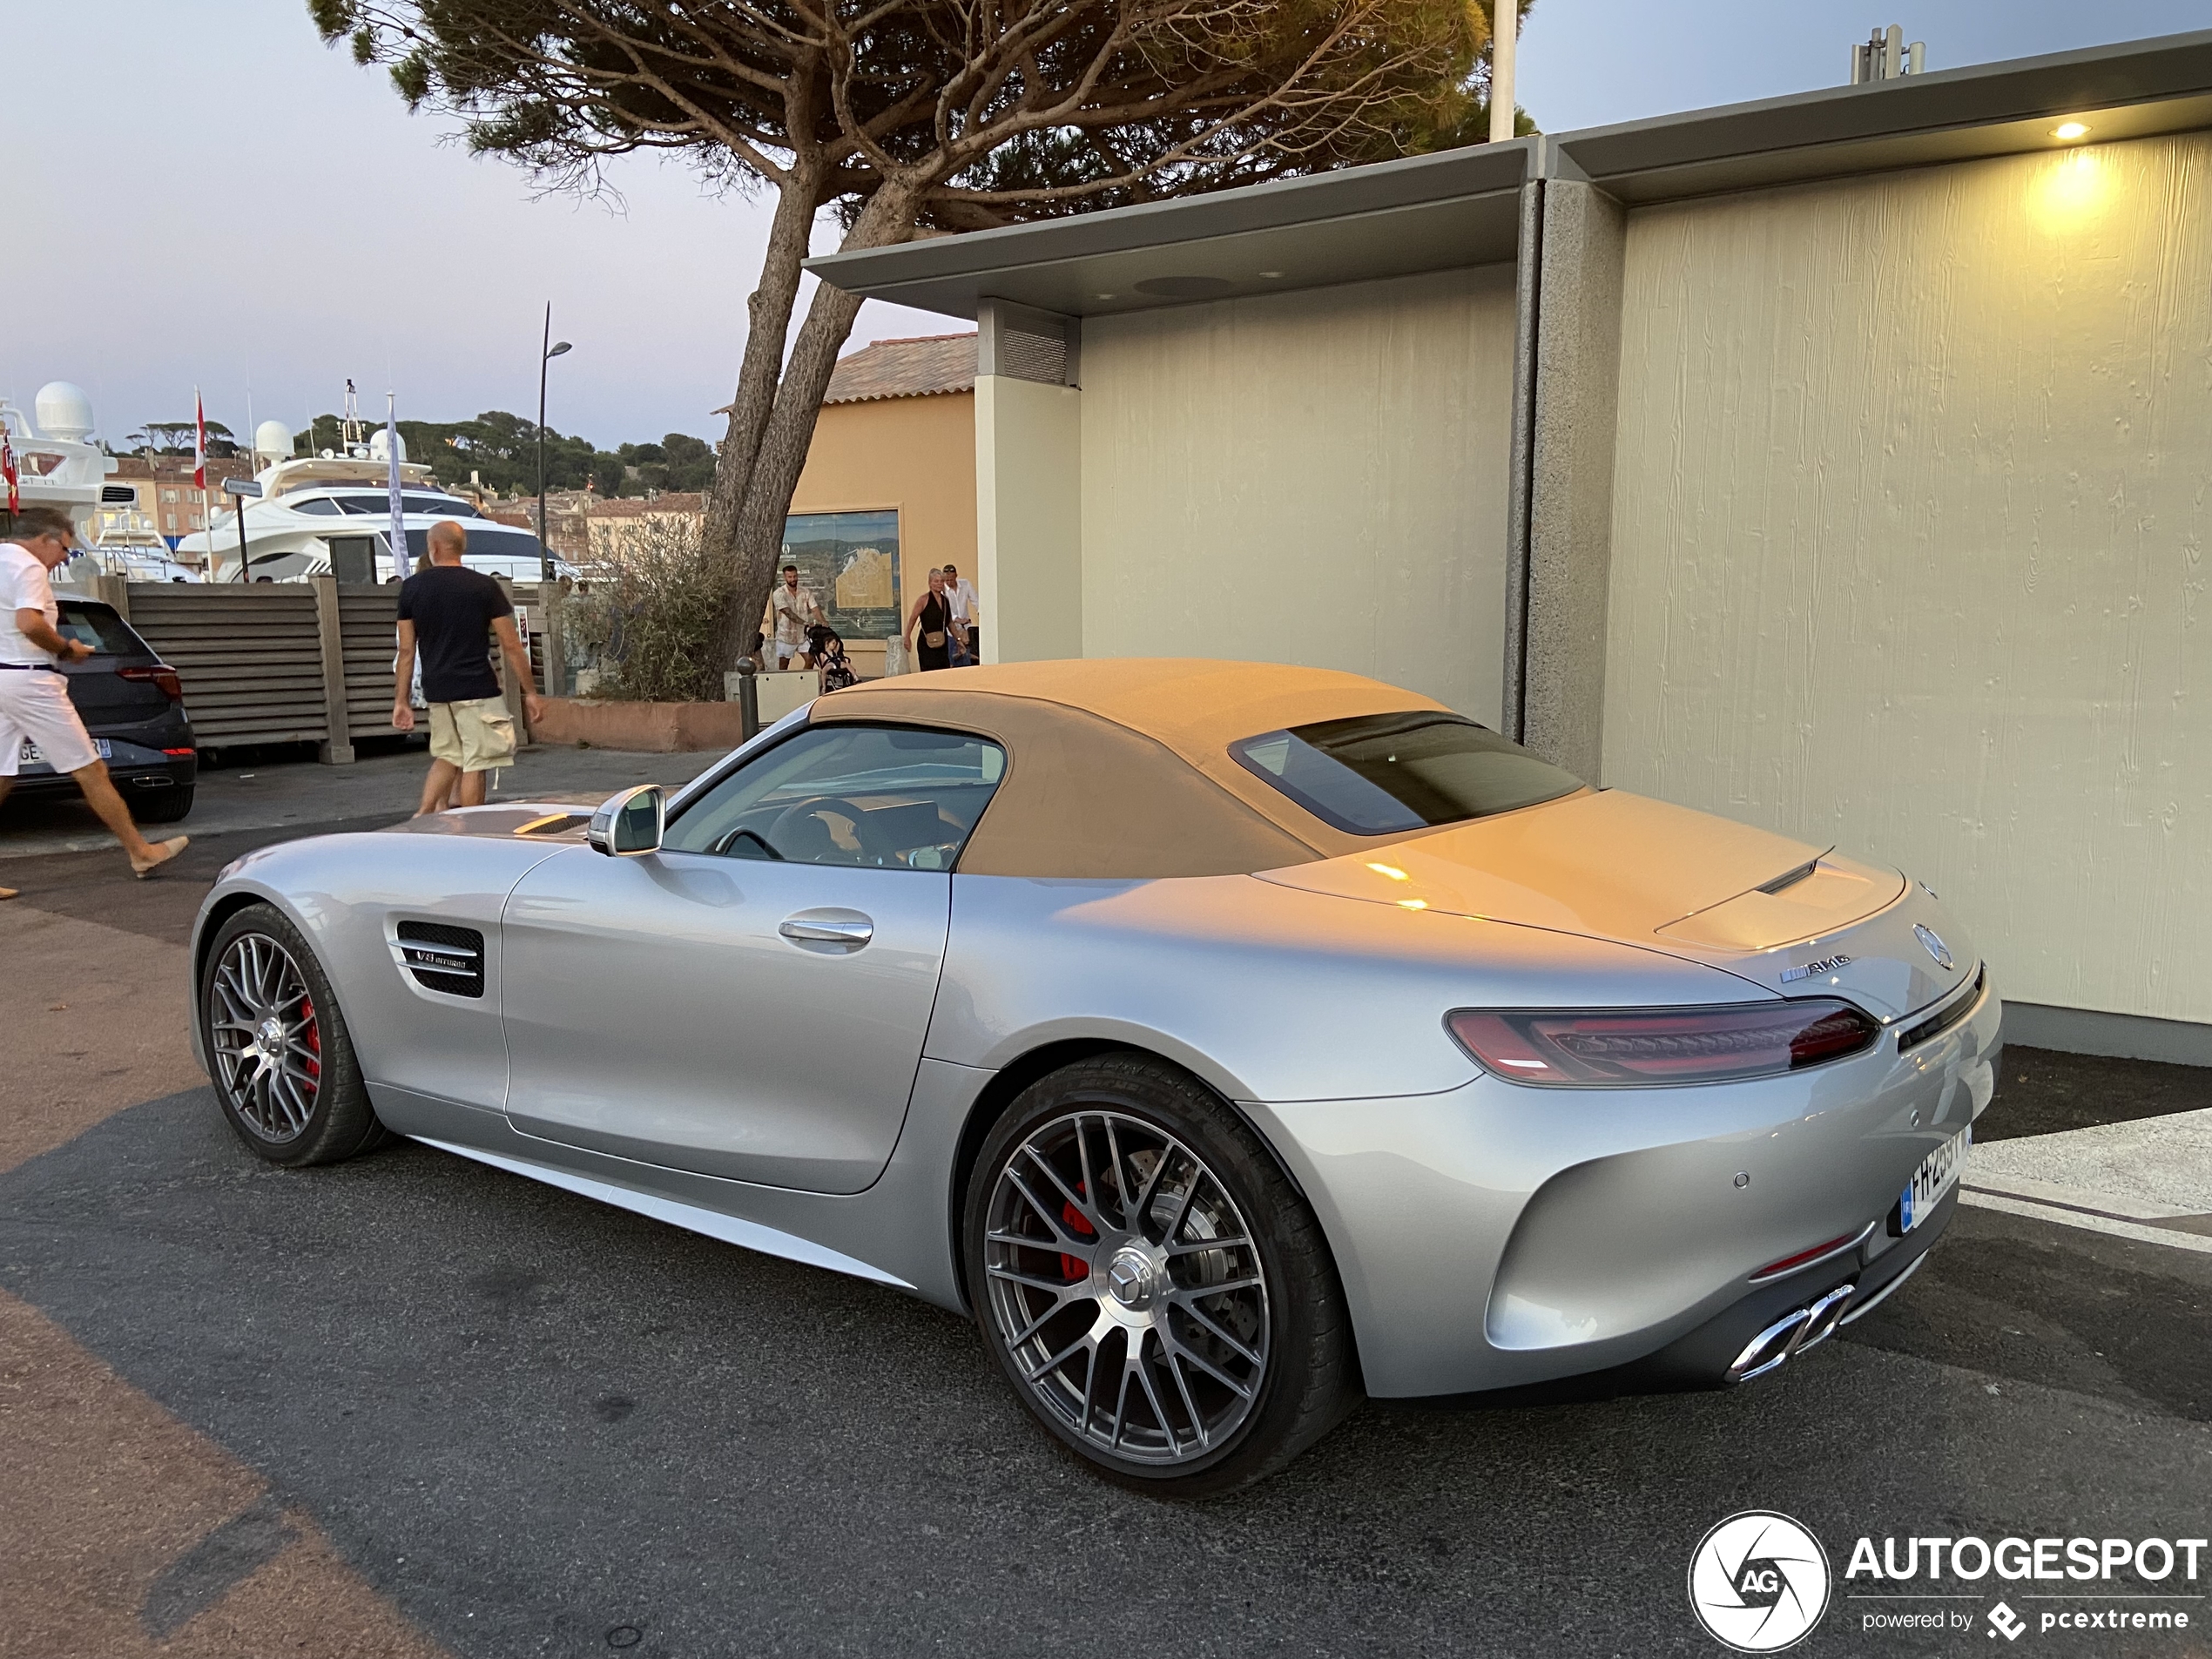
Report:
779,911,873,947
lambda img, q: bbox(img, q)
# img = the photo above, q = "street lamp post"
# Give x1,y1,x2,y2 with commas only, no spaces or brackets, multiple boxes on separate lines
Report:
536,303,572,583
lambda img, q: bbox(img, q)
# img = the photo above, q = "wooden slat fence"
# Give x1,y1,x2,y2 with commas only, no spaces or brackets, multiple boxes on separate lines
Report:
114,577,562,759
123,583,328,747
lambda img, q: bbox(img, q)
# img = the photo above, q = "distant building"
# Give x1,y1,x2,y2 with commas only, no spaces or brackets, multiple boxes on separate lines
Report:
782,331,979,670
581,492,708,564
106,454,258,552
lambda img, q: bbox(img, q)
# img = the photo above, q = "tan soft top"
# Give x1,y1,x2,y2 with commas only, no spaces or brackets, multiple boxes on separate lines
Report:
812,658,1453,878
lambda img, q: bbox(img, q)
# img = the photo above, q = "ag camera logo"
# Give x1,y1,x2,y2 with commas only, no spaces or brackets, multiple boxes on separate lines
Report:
1689,1511,1832,1652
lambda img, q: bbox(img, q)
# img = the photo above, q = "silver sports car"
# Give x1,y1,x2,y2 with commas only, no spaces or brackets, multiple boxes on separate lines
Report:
191,659,1998,1492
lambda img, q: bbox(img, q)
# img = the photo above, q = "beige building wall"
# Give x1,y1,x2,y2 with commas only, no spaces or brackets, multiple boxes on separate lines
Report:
1076,266,1518,726
1602,133,2212,1023
975,375,1083,664
792,389,977,635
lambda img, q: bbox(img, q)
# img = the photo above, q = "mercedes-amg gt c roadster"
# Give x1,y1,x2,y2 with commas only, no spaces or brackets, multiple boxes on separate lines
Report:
191,660,1997,1492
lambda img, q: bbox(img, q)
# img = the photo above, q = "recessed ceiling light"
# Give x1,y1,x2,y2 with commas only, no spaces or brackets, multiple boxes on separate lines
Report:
1095,293,1115,300
2053,120,2090,141
1258,270,1286,279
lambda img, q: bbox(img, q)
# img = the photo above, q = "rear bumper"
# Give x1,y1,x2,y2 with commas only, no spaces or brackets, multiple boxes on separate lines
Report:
8,736,196,793
1442,1184,1958,1405
1246,969,2000,1397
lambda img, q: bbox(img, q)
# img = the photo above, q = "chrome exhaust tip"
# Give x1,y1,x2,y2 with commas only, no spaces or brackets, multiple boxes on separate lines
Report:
1726,1282,1858,1383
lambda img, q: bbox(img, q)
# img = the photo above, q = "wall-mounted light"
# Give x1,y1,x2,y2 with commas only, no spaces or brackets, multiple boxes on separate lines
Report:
2052,120,2090,141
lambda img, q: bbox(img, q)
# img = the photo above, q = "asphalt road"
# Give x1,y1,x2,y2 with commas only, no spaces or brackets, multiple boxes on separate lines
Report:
3,756,2209,1659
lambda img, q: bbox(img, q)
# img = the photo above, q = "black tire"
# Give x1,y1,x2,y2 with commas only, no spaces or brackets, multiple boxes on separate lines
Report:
965,1054,1359,1495
199,902,388,1166
131,784,194,823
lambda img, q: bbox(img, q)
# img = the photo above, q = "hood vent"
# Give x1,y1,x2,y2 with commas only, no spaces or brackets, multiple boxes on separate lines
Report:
397,921,484,998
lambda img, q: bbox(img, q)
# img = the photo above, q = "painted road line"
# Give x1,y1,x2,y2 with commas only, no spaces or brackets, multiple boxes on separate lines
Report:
1957,1103,2212,1253
1960,1188,2212,1255
1972,1106,2212,1212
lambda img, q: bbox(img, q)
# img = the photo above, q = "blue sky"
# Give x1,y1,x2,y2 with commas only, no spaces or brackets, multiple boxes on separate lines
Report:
3,1,2203,450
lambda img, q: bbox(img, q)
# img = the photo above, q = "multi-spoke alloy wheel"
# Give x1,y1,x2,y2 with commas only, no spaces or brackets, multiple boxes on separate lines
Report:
200,903,386,1166
984,1108,1270,1466
210,932,322,1143
968,1055,1358,1494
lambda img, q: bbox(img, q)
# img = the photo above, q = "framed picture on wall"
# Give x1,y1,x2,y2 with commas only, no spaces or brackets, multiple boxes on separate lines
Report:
780,509,900,640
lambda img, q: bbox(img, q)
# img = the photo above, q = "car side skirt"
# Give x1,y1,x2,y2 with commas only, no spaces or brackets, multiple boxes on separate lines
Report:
364,1061,989,1314
415,1136,914,1288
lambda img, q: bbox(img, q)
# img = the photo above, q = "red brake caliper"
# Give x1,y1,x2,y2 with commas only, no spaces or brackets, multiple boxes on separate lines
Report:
300,996,321,1093
1061,1193,1094,1283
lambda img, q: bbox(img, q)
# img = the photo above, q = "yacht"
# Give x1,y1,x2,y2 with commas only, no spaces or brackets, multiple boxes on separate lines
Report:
68,490,200,584
177,401,567,583
1,381,116,538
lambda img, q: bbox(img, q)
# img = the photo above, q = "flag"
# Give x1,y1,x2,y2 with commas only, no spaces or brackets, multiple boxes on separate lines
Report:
1,426,17,514
386,394,407,576
192,389,206,490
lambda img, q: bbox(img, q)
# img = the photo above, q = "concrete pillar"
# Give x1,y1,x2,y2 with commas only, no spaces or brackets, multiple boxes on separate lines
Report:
1504,179,1626,783
974,299,1084,664
311,574,354,765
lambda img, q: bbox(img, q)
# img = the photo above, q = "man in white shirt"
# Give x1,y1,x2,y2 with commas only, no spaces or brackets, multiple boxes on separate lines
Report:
0,506,187,899
941,562,981,666
760,563,826,670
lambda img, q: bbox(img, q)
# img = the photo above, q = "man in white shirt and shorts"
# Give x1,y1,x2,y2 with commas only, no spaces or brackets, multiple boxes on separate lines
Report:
0,505,187,900
941,563,981,665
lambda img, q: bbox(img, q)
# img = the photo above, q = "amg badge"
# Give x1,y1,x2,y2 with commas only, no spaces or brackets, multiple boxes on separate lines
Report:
1780,954,1853,984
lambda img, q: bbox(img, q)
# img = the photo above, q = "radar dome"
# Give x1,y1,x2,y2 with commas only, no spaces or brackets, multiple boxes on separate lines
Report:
368,427,407,462
253,420,295,463
34,382,95,442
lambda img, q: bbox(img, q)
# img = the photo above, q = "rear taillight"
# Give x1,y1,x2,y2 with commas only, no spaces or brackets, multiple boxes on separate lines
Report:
118,664,183,700
1447,999,1880,1088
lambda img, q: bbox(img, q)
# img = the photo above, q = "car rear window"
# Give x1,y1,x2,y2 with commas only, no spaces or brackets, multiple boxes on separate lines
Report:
1230,712,1582,835
56,601,147,657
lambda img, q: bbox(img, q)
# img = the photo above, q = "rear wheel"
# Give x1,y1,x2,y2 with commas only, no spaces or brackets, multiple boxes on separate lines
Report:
131,783,193,823
965,1055,1359,1494
201,903,387,1165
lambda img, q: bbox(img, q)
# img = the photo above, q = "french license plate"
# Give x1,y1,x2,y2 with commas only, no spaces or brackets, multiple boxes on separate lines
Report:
1899,1125,1970,1232
17,738,111,765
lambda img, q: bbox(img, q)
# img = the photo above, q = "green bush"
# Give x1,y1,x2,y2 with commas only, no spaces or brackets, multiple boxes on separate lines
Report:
565,516,733,702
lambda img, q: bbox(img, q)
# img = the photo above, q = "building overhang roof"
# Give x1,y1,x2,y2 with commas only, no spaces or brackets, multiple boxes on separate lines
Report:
808,28,2212,321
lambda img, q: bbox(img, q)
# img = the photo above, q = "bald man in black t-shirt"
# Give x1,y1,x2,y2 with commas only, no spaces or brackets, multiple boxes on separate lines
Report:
392,522,543,815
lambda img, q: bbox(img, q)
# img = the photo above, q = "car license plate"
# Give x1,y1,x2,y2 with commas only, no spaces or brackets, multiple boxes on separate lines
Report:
1899,1125,1970,1233
17,738,112,765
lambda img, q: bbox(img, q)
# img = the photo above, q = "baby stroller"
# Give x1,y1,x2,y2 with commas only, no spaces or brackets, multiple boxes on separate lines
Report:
806,624,858,691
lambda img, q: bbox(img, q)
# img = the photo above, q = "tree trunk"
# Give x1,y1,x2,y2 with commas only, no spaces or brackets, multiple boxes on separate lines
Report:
716,183,921,671
703,169,823,662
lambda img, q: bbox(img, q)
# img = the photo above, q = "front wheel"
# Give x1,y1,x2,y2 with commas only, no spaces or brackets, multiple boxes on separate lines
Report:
200,902,387,1166
965,1055,1359,1495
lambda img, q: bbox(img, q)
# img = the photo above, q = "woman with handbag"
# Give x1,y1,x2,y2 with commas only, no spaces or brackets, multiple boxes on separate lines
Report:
902,566,958,673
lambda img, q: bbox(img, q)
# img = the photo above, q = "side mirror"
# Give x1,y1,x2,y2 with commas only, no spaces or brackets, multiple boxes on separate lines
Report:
588,785,664,857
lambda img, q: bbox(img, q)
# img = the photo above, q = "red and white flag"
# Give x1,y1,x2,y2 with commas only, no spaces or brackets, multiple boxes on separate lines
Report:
1,425,17,514
192,389,206,489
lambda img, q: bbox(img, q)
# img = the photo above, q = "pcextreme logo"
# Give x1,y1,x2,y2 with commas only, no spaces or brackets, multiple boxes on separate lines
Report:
1688,1512,1832,1653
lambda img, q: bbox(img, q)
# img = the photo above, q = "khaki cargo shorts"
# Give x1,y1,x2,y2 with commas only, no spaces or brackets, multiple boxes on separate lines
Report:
428,696,517,772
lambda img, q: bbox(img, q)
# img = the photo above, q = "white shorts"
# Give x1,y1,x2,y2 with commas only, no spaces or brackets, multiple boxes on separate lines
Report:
0,666,98,777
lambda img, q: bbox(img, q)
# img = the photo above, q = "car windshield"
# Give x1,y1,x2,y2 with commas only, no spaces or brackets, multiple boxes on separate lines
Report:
664,724,1006,868
55,601,145,656
1230,711,1581,835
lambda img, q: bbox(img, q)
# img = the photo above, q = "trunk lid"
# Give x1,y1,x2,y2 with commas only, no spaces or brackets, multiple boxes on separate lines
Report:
1255,788,1966,1020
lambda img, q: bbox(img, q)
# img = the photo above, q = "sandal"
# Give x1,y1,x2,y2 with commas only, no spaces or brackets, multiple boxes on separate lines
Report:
132,836,189,879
